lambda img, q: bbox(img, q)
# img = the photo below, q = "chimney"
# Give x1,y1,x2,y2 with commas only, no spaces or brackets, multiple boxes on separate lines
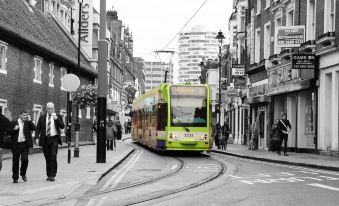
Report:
106,10,118,30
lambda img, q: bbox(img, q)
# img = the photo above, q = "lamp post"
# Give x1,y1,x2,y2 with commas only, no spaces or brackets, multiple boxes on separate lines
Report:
216,30,225,125
74,0,83,158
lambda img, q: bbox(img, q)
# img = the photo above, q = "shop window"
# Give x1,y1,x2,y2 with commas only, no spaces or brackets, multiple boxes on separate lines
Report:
305,92,316,133
0,41,8,74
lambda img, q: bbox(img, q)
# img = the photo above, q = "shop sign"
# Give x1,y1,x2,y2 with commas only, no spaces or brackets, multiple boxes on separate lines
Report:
275,26,305,47
234,76,246,88
292,54,316,69
232,64,245,76
225,89,238,99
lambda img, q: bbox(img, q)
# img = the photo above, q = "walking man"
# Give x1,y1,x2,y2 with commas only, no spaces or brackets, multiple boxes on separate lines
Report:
0,107,11,173
9,110,35,183
221,123,230,150
35,102,65,181
127,119,131,134
278,113,291,156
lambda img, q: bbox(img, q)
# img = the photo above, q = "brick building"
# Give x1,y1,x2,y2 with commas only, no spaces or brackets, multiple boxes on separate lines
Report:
0,0,96,142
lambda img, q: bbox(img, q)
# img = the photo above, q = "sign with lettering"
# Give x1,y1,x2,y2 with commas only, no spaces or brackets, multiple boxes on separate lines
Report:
234,76,246,88
232,64,245,76
292,54,316,69
275,26,305,48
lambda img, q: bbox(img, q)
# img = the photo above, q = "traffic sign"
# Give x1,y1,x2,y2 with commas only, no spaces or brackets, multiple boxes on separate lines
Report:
61,74,80,92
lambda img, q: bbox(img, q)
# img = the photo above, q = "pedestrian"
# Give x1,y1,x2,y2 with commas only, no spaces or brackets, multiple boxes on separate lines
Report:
106,120,117,150
116,121,122,140
221,123,230,150
8,110,35,183
270,119,281,155
92,119,97,144
214,123,221,149
278,113,291,156
127,119,131,134
35,102,65,182
0,107,11,173
124,121,128,134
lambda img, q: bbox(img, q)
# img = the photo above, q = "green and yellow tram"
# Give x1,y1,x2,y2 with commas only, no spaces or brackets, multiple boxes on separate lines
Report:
131,83,212,152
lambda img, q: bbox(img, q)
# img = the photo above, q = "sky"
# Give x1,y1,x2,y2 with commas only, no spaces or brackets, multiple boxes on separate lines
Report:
93,0,234,62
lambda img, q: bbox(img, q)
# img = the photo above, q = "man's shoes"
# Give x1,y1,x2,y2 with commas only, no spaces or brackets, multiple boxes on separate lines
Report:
50,177,55,181
13,179,18,183
22,176,27,182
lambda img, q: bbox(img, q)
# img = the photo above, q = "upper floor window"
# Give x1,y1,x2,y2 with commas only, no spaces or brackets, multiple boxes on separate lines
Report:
274,17,282,54
0,41,7,74
325,0,336,32
265,0,270,9
306,0,316,40
257,0,261,15
60,67,67,90
49,63,54,87
33,57,43,84
0,99,8,115
286,9,294,26
264,22,271,59
255,28,261,63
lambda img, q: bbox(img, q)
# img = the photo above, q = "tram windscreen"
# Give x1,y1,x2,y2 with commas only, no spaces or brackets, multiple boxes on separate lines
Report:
170,86,207,127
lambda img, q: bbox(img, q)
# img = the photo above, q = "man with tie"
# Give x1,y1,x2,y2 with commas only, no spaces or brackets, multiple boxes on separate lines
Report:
35,102,65,181
8,110,35,183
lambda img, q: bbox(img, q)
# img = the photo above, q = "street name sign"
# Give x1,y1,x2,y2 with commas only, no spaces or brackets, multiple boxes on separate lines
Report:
292,54,316,69
275,26,305,48
232,64,245,76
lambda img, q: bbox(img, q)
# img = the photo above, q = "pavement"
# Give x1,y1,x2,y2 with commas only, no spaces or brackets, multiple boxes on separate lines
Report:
212,143,339,171
0,135,134,206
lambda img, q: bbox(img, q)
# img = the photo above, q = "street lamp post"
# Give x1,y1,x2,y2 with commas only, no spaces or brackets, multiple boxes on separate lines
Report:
216,30,225,126
74,0,83,158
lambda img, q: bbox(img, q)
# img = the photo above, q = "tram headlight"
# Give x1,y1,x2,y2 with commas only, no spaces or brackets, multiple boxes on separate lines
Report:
170,133,173,139
204,134,208,139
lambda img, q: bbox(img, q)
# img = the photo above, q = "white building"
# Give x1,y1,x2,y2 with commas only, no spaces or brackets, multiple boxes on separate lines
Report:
144,61,173,91
178,25,219,84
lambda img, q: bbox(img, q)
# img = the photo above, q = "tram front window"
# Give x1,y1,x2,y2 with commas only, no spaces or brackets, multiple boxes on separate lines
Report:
170,86,207,127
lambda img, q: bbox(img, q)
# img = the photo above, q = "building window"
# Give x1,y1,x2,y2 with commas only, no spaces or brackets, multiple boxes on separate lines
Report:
257,0,261,15
60,67,67,91
49,63,54,87
325,0,336,32
286,9,294,26
0,99,8,115
274,17,282,54
305,92,316,133
86,107,91,119
33,57,43,84
306,0,316,40
32,104,43,126
78,108,82,119
255,28,261,63
264,22,271,59
0,41,8,74
265,0,270,9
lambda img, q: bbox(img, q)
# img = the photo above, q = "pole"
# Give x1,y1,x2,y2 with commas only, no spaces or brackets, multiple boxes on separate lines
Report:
74,0,82,158
97,0,108,163
218,43,222,125
66,91,72,163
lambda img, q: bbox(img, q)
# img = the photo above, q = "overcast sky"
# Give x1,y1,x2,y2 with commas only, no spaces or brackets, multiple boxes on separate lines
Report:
93,0,234,62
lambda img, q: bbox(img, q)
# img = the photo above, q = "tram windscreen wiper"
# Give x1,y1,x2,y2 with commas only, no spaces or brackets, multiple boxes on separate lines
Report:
184,127,190,132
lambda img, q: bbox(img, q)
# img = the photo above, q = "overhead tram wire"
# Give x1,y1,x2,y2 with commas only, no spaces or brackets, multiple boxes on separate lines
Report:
161,0,209,50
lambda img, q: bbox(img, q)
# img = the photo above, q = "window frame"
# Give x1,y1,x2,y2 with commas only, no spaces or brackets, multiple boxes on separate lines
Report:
49,63,54,87
255,28,261,63
60,67,67,91
324,0,336,32
256,0,261,15
264,22,271,59
0,41,8,75
33,56,43,84
0,99,8,115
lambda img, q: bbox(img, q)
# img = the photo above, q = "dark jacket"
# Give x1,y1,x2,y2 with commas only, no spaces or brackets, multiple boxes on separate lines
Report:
270,124,280,141
278,119,291,136
35,114,65,146
8,119,35,148
0,114,11,148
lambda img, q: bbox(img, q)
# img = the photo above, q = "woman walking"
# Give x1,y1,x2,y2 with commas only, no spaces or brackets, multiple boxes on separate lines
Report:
270,119,281,155
106,120,116,150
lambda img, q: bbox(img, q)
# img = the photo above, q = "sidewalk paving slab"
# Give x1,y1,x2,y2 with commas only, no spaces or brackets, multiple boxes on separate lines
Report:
212,144,339,172
0,136,134,206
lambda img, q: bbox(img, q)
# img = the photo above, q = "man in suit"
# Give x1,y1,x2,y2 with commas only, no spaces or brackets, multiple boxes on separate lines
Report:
35,102,65,181
8,110,35,183
0,107,11,173
278,113,292,156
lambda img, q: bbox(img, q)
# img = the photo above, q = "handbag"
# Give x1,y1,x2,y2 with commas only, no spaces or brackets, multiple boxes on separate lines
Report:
3,131,13,149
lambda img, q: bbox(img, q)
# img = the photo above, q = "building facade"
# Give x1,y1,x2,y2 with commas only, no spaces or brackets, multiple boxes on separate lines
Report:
178,25,219,84
144,61,173,91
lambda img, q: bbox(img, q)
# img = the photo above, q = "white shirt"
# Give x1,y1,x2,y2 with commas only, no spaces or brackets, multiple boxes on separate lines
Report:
46,114,57,136
17,119,26,142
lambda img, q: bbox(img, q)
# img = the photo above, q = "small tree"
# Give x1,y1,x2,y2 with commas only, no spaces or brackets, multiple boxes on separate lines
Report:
72,84,97,109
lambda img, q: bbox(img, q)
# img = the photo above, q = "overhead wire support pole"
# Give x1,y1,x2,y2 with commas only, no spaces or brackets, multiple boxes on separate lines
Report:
97,0,108,163
154,50,174,83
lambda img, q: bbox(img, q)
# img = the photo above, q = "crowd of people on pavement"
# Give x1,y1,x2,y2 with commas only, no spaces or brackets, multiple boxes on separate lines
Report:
0,101,133,184
213,113,291,156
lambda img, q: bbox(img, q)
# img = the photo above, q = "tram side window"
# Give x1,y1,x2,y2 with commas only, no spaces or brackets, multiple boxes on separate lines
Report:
157,103,167,130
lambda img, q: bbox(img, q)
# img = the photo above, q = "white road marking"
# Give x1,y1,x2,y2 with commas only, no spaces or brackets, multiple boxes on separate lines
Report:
96,196,108,206
171,164,178,170
184,169,220,172
85,198,96,206
100,151,142,191
308,183,339,191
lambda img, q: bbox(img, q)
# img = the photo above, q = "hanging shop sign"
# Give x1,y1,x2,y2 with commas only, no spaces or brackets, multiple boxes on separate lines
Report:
292,54,316,69
225,89,239,99
232,64,245,76
234,76,246,88
275,26,305,48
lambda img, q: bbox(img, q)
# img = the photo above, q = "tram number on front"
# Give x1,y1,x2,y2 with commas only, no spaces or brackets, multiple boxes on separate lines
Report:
184,133,194,138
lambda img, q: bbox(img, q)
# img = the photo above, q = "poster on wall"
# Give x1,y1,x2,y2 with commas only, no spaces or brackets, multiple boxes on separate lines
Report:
275,26,305,48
